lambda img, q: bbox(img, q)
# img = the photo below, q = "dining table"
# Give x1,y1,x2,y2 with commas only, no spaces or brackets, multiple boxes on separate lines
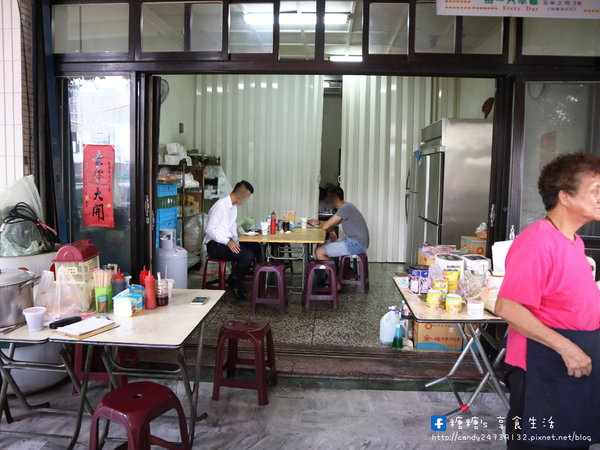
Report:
0,288,224,448
239,227,326,291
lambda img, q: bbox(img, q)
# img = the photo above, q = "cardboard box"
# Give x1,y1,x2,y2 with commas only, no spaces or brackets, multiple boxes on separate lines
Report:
417,249,436,266
413,322,463,352
460,236,487,256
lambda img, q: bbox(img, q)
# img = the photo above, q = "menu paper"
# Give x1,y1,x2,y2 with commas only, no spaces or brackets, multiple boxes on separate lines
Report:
436,0,600,18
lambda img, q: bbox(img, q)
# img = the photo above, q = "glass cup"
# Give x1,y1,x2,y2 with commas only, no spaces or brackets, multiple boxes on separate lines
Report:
260,221,269,235
301,217,308,229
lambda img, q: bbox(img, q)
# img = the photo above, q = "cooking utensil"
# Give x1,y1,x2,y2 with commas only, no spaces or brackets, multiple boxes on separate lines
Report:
0,269,37,327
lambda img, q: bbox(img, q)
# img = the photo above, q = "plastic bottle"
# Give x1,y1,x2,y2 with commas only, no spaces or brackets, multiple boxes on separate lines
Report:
379,306,399,345
392,323,403,350
509,225,516,240
270,211,277,234
113,270,126,296
144,272,157,310
139,265,150,285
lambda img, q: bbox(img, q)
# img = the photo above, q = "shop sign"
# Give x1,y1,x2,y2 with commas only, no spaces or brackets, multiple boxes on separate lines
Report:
83,144,115,228
436,0,600,18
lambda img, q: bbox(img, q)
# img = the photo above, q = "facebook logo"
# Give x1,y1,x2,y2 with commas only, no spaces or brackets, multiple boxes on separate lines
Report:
431,415,447,431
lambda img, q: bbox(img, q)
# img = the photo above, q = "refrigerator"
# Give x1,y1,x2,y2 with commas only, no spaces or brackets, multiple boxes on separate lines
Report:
405,119,492,263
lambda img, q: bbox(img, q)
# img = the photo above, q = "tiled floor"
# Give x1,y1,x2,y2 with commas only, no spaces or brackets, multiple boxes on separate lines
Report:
0,378,520,449
189,262,405,349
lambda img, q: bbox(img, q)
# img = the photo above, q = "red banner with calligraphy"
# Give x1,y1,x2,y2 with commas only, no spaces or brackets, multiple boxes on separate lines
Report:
83,144,115,228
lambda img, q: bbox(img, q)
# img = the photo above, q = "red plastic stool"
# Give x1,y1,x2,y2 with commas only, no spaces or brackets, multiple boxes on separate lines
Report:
212,320,276,406
202,257,228,290
251,262,288,313
72,345,133,394
338,253,369,294
304,260,338,311
89,381,190,450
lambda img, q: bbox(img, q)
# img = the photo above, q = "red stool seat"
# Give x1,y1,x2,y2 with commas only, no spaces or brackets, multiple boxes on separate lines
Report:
338,253,369,293
251,262,288,313
89,381,190,450
304,260,338,311
202,257,228,290
212,320,276,406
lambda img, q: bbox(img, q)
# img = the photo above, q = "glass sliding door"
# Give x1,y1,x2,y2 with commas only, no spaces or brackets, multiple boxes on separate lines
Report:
510,80,600,260
62,76,135,273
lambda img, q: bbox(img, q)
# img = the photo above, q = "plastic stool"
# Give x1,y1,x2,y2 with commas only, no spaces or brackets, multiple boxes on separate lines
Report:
251,262,288,313
338,253,369,294
202,257,228,290
89,381,190,450
212,320,276,406
304,261,338,311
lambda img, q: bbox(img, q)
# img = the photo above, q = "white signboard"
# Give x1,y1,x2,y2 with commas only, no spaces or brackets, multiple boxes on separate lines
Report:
437,0,600,19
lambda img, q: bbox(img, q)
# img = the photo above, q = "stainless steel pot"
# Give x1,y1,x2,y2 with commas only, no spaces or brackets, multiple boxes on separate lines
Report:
0,269,37,327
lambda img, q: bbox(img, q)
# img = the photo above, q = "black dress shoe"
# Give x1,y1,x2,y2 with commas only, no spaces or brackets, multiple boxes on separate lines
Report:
231,286,247,300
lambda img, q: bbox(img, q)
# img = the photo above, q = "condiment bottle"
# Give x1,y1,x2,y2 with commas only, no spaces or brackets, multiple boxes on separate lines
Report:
113,270,126,296
139,265,150,285
270,211,277,234
144,272,157,310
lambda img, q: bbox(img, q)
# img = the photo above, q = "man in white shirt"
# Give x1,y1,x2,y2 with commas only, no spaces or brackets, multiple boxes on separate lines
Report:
205,180,259,299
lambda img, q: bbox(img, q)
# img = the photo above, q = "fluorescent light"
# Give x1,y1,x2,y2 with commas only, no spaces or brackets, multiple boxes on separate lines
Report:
244,12,348,26
329,55,362,62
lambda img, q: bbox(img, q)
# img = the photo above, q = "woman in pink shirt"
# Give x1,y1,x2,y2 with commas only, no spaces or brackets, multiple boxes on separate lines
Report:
496,153,600,449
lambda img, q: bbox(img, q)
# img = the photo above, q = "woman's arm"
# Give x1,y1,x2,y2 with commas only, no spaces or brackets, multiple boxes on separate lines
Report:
495,297,592,377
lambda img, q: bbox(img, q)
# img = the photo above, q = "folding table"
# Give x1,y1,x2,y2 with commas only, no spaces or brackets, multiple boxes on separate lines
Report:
0,288,224,448
393,277,509,416
239,227,326,292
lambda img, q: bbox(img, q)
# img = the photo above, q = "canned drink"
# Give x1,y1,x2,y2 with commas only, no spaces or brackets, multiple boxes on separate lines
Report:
426,289,444,309
432,277,448,293
445,294,463,313
408,265,430,294
443,269,460,293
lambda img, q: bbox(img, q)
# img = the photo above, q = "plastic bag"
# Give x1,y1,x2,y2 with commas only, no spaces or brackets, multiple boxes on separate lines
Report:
34,270,59,318
0,176,45,256
56,266,91,317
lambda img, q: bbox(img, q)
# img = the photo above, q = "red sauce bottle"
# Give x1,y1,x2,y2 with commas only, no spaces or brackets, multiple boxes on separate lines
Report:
144,272,157,310
270,211,277,234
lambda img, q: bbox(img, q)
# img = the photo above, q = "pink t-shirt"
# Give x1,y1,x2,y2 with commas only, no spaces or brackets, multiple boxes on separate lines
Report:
498,219,600,370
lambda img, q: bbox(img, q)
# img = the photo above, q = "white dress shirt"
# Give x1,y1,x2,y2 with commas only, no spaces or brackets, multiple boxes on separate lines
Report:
205,195,238,245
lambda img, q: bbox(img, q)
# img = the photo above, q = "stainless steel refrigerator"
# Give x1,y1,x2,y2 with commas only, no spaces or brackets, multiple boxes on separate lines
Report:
405,119,492,263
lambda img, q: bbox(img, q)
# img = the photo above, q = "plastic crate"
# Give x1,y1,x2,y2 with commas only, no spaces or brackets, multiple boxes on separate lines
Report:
156,195,178,209
157,183,178,198
155,207,179,247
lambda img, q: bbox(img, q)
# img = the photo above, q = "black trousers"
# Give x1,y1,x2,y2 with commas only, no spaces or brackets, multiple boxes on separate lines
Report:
206,240,260,282
505,365,590,450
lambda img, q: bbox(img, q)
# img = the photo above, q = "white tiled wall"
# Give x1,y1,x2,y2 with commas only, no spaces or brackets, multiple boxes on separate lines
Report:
0,0,23,188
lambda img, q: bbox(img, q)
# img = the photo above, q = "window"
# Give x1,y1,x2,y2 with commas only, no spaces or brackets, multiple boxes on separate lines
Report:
229,3,274,54
190,2,223,52
415,2,455,54
461,17,503,55
324,0,363,61
368,2,409,55
522,18,600,57
279,0,317,60
53,3,129,53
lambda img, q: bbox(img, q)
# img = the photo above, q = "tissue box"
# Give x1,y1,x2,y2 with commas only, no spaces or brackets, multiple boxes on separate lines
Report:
113,285,145,317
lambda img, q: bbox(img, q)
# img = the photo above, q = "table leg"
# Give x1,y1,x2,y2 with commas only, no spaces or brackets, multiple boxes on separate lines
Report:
424,333,476,389
99,346,121,390
189,323,207,446
457,325,484,375
58,344,94,415
466,323,509,409
67,344,94,450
